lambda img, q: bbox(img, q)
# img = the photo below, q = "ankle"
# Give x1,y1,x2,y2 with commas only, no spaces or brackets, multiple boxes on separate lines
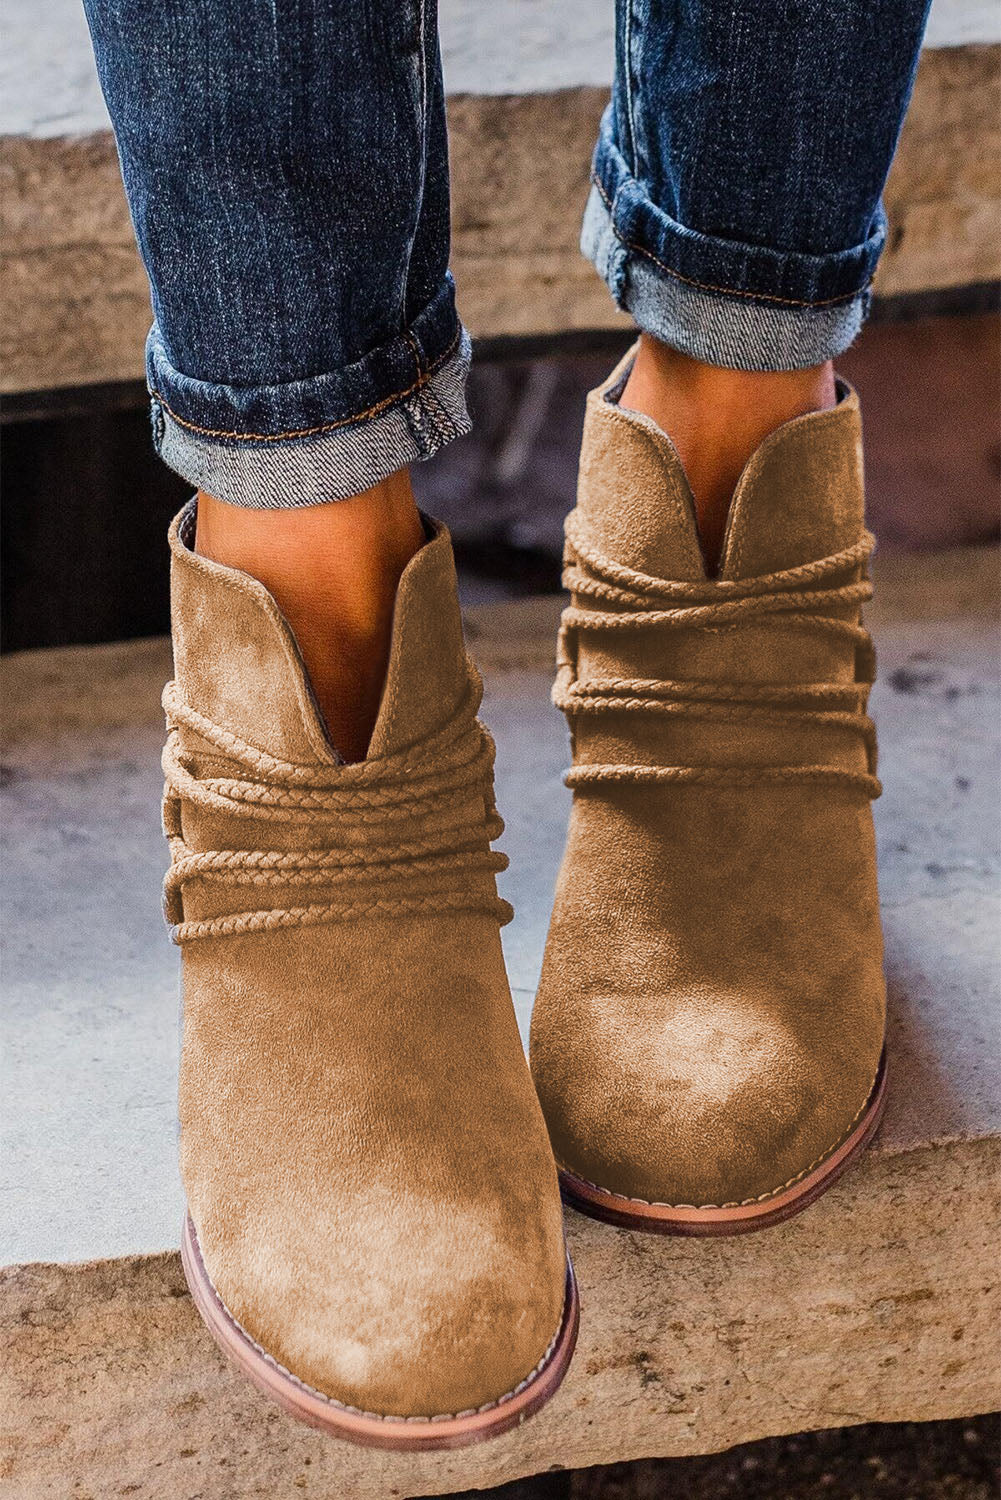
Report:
621,336,836,570
194,470,424,761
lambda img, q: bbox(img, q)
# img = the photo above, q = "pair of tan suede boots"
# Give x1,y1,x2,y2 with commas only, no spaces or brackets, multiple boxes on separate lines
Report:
165,357,888,1447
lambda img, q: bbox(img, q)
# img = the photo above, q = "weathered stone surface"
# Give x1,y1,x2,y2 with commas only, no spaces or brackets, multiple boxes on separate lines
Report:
1,0,999,391
1,547,999,1496
877,44,1001,299
3,1142,998,1499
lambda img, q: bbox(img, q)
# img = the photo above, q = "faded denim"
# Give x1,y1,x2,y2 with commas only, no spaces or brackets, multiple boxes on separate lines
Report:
83,0,466,506
83,0,931,505
585,0,933,370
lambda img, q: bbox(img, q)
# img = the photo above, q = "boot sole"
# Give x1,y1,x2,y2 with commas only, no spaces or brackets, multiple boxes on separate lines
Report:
181,1213,579,1448
558,1047,888,1236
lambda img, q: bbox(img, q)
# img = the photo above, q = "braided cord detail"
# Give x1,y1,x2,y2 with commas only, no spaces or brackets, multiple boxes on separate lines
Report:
171,889,513,945
566,763,882,795
162,674,511,942
558,511,880,797
565,511,874,601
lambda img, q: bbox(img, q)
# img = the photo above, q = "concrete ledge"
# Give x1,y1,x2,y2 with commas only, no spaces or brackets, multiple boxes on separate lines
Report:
2,546,999,1496
1,0,999,392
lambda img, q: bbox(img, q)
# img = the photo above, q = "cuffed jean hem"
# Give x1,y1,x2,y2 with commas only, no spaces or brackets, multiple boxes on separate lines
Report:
146,279,471,508
582,178,876,373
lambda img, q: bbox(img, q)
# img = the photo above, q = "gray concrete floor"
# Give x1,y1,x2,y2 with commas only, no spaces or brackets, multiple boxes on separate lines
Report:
5,0,991,141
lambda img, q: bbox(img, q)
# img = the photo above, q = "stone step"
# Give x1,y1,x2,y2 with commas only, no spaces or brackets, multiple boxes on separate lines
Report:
2,546,999,1498
2,0,1000,393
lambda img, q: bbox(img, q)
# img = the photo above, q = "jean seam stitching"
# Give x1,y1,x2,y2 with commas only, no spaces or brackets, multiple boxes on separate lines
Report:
150,325,462,444
403,0,430,342
421,376,456,442
623,0,638,172
591,175,869,311
403,326,426,380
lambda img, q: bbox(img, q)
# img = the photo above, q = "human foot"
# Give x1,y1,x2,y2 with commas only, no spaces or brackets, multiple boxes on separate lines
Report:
621,334,836,571
194,468,425,761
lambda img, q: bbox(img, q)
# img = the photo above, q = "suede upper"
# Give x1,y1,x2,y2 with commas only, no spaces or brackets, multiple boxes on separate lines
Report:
165,503,566,1419
530,355,886,1209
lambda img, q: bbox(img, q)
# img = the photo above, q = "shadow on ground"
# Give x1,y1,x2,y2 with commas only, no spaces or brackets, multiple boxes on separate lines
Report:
456,1413,1000,1499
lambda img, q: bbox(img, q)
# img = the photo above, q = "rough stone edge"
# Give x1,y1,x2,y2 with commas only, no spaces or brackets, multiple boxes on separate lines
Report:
2,1136,998,1499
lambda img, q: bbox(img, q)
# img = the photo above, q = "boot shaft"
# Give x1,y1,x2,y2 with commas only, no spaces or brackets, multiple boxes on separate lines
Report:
163,502,508,937
561,356,877,789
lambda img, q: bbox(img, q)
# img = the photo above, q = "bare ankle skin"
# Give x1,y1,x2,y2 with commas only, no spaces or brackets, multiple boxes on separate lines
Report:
621,334,837,572
194,469,424,762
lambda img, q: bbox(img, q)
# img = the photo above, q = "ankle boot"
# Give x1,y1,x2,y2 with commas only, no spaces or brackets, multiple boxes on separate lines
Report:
530,355,887,1234
164,501,577,1445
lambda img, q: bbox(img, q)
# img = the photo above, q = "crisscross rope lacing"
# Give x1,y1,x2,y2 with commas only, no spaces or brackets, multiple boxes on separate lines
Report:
553,509,881,798
162,673,512,943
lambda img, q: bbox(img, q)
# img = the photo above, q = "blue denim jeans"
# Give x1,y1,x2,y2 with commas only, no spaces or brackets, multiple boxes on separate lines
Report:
585,0,932,372
83,0,930,509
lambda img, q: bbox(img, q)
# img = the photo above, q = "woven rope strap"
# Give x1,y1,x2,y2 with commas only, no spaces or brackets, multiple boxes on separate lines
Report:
161,674,512,942
555,510,881,798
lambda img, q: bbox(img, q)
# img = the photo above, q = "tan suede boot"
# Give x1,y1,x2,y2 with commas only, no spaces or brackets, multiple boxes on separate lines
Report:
530,353,887,1234
163,501,577,1445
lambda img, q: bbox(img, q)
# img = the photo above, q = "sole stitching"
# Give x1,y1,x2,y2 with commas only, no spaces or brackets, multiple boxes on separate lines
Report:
560,1057,884,1210
186,1218,572,1426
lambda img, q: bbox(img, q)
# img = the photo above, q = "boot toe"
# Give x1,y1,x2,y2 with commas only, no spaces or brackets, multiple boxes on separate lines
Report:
534,985,882,1211
194,1180,569,1421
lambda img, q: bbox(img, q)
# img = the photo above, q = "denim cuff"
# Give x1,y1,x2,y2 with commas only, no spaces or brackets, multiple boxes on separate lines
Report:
583,138,884,372
146,277,470,508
